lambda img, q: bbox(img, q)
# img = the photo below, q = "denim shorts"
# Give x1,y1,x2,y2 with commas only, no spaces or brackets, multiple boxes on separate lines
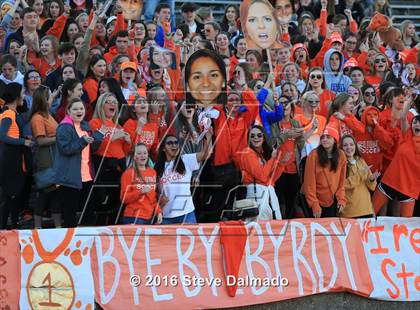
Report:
162,211,197,224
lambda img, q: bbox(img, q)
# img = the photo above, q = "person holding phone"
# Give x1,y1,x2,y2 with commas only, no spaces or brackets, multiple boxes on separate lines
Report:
51,98,105,227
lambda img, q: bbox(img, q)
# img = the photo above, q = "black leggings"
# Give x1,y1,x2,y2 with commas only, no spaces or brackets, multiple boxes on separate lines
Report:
0,191,21,229
275,172,300,219
52,182,99,228
34,189,61,216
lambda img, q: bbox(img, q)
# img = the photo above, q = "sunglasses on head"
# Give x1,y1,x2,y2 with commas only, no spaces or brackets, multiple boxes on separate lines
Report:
375,58,387,64
166,140,179,146
250,133,263,138
310,74,322,80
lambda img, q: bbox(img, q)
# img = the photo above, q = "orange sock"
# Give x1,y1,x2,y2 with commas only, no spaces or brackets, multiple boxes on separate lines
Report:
372,189,389,215
219,221,248,297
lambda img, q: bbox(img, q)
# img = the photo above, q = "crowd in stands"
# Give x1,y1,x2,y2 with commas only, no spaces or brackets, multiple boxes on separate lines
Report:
0,0,419,229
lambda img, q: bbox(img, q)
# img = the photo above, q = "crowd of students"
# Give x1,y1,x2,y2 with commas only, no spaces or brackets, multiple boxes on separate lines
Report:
0,0,419,229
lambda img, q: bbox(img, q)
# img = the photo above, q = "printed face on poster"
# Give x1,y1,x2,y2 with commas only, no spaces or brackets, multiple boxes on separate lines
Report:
119,0,144,21
149,45,176,69
240,0,284,50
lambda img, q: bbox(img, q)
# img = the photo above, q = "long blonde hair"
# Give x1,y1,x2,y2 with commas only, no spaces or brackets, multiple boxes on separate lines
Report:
93,92,119,123
401,20,420,45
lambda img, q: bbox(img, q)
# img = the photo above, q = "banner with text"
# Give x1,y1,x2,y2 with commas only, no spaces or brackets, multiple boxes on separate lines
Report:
0,217,418,309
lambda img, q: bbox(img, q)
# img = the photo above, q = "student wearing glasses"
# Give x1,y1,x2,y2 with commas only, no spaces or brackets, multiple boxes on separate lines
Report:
342,32,360,60
238,125,291,220
361,84,379,109
365,53,389,90
303,67,335,118
23,69,42,111
294,91,325,159
90,93,132,225
154,133,212,224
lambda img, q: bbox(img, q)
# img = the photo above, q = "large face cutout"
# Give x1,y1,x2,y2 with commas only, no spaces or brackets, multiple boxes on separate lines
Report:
187,54,225,107
149,45,176,69
119,0,143,21
240,0,282,50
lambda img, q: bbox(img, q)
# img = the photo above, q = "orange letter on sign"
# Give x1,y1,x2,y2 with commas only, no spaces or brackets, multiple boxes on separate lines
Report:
396,263,414,299
392,224,408,252
409,228,420,254
381,258,399,299
368,225,389,254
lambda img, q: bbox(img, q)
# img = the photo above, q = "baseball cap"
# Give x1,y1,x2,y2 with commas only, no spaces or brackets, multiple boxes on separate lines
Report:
121,61,137,71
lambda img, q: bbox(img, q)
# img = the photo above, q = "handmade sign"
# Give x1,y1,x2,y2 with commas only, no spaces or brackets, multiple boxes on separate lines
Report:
1,218,418,309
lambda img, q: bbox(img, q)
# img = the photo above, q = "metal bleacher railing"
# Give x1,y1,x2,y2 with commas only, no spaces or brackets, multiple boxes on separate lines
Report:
390,0,420,34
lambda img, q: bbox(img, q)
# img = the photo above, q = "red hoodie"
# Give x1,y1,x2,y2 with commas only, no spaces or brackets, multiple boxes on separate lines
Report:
354,106,394,174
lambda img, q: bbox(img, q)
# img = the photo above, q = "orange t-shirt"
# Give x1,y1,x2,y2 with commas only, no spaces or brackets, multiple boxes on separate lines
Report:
123,119,159,158
0,109,19,138
75,124,93,182
31,113,57,138
27,50,61,78
120,167,161,219
278,121,298,174
317,90,336,118
381,135,420,199
89,118,130,159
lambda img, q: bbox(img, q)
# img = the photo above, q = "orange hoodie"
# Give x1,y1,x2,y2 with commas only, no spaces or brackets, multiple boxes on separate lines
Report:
120,167,161,219
354,106,394,173
303,149,347,212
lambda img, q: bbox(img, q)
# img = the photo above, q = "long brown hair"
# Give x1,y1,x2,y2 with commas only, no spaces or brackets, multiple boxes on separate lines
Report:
317,140,340,172
132,143,149,184
29,86,50,120
248,125,272,162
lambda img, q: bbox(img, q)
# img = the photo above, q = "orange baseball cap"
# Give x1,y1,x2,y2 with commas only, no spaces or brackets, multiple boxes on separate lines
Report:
121,61,137,71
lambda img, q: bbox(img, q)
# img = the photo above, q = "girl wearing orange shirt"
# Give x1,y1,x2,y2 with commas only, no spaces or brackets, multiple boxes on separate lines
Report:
303,67,336,118
273,97,305,219
120,143,162,225
365,53,389,90
90,93,132,225
239,125,290,220
328,93,365,139
302,124,347,218
372,116,420,217
27,35,61,78
123,93,160,161
83,55,107,105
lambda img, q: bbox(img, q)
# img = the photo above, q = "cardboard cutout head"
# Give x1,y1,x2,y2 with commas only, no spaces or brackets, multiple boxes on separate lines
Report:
119,0,143,21
368,12,405,52
149,46,176,69
240,0,283,50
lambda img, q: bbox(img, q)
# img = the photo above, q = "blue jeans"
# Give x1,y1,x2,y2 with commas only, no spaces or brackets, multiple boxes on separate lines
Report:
121,217,152,225
162,211,196,224
143,0,175,24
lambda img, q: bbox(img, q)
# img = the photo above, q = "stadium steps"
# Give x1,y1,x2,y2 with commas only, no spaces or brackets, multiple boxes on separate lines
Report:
390,0,420,34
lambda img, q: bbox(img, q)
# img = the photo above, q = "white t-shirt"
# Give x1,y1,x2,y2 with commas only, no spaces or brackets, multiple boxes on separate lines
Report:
159,153,199,218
